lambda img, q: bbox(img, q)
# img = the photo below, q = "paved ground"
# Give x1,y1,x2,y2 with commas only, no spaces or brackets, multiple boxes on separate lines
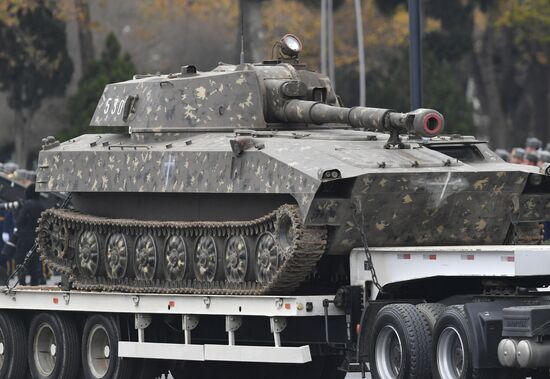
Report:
161,373,369,379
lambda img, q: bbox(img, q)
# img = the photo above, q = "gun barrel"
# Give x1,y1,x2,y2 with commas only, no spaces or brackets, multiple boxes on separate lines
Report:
276,100,444,137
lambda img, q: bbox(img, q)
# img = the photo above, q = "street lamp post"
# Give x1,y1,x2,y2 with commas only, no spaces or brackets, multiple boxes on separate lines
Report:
408,0,423,110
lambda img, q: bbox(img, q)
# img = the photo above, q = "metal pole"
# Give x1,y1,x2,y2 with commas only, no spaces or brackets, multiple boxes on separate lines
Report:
320,0,327,75
408,0,423,110
354,0,366,106
328,0,336,90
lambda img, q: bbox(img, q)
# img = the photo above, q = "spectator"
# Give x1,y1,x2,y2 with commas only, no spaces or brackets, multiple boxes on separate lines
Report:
524,152,539,166
525,137,542,153
15,184,45,286
538,151,550,167
510,148,526,164
495,149,510,162
0,209,14,254
0,210,14,282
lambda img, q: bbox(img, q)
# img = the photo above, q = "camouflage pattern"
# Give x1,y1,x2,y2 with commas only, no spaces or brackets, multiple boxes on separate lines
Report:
36,59,549,255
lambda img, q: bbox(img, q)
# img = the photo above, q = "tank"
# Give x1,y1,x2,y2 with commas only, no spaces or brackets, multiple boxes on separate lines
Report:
35,35,550,295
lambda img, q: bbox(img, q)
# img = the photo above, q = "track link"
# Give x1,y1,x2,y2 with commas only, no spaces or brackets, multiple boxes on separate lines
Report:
36,204,327,295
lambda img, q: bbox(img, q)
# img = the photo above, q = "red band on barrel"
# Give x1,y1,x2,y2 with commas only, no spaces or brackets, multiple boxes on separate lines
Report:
423,113,443,136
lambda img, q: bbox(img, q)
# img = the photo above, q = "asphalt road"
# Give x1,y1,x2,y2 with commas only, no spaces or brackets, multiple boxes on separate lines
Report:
161,373,369,379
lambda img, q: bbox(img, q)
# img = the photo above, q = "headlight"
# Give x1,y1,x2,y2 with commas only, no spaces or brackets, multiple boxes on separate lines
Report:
280,34,302,58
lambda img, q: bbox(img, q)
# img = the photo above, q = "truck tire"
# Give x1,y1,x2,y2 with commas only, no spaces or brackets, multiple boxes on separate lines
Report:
416,303,446,332
0,311,28,379
28,312,80,379
368,303,431,379
81,314,135,379
431,305,490,379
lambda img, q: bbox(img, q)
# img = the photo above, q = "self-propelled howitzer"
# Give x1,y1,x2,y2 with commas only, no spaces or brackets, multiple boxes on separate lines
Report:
35,35,550,295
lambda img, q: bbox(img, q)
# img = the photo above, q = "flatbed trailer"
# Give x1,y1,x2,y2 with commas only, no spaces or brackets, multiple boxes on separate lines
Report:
1,245,550,379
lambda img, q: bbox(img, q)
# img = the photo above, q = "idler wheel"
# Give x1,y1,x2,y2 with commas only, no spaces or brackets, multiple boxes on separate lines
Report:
164,235,188,281
254,232,279,284
223,236,250,283
193,236,220,282
77,231,100,277
134,234,157,281
105,233,128,280
50,221,69,259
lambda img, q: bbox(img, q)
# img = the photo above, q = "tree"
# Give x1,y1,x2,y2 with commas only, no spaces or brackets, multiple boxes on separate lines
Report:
73,0,95,74
60,33,136,141
0,0,73,168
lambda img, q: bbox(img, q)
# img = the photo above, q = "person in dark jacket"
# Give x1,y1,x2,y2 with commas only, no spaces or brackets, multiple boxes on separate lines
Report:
15,184,45,285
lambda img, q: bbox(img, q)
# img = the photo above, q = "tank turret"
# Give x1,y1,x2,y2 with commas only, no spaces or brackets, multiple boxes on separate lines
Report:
89,33,443,145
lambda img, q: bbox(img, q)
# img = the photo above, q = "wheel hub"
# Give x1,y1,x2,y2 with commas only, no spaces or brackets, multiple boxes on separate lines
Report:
34,323,57,377
87,324,111,378
224,236,248,283
78,231,99,277
375,325,403,379
255,232,279,284
106,233,128,279
135,234,157,280
437,326,465,379
165,235,187,281
194,236,217,282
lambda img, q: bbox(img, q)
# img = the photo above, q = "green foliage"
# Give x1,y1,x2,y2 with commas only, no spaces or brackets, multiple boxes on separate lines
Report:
499,0,550,52
60,33,136,141
0,1,73,112
366,0,475,135
348,48,474,135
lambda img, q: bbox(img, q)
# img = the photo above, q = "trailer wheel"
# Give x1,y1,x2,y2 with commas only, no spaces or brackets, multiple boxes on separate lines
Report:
81,314,134,379
0,311,28,379
368,303,431,379
416,303,446,332
431,305,492,379
28,312,80,379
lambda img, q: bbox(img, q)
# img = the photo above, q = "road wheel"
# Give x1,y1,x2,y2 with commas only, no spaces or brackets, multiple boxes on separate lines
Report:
81,314,135,379
28,312,80,379
369,303,431,379
0,311,27,379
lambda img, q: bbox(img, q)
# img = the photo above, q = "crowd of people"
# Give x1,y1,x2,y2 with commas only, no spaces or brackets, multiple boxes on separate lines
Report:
0,164,45,286
495,137,550,167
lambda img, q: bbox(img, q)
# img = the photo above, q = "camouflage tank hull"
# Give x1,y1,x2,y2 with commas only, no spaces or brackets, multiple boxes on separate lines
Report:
34,55,550,295
35,130,548,294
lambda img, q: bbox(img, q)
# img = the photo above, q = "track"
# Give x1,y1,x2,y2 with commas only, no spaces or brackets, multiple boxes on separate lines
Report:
36,204,327,295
